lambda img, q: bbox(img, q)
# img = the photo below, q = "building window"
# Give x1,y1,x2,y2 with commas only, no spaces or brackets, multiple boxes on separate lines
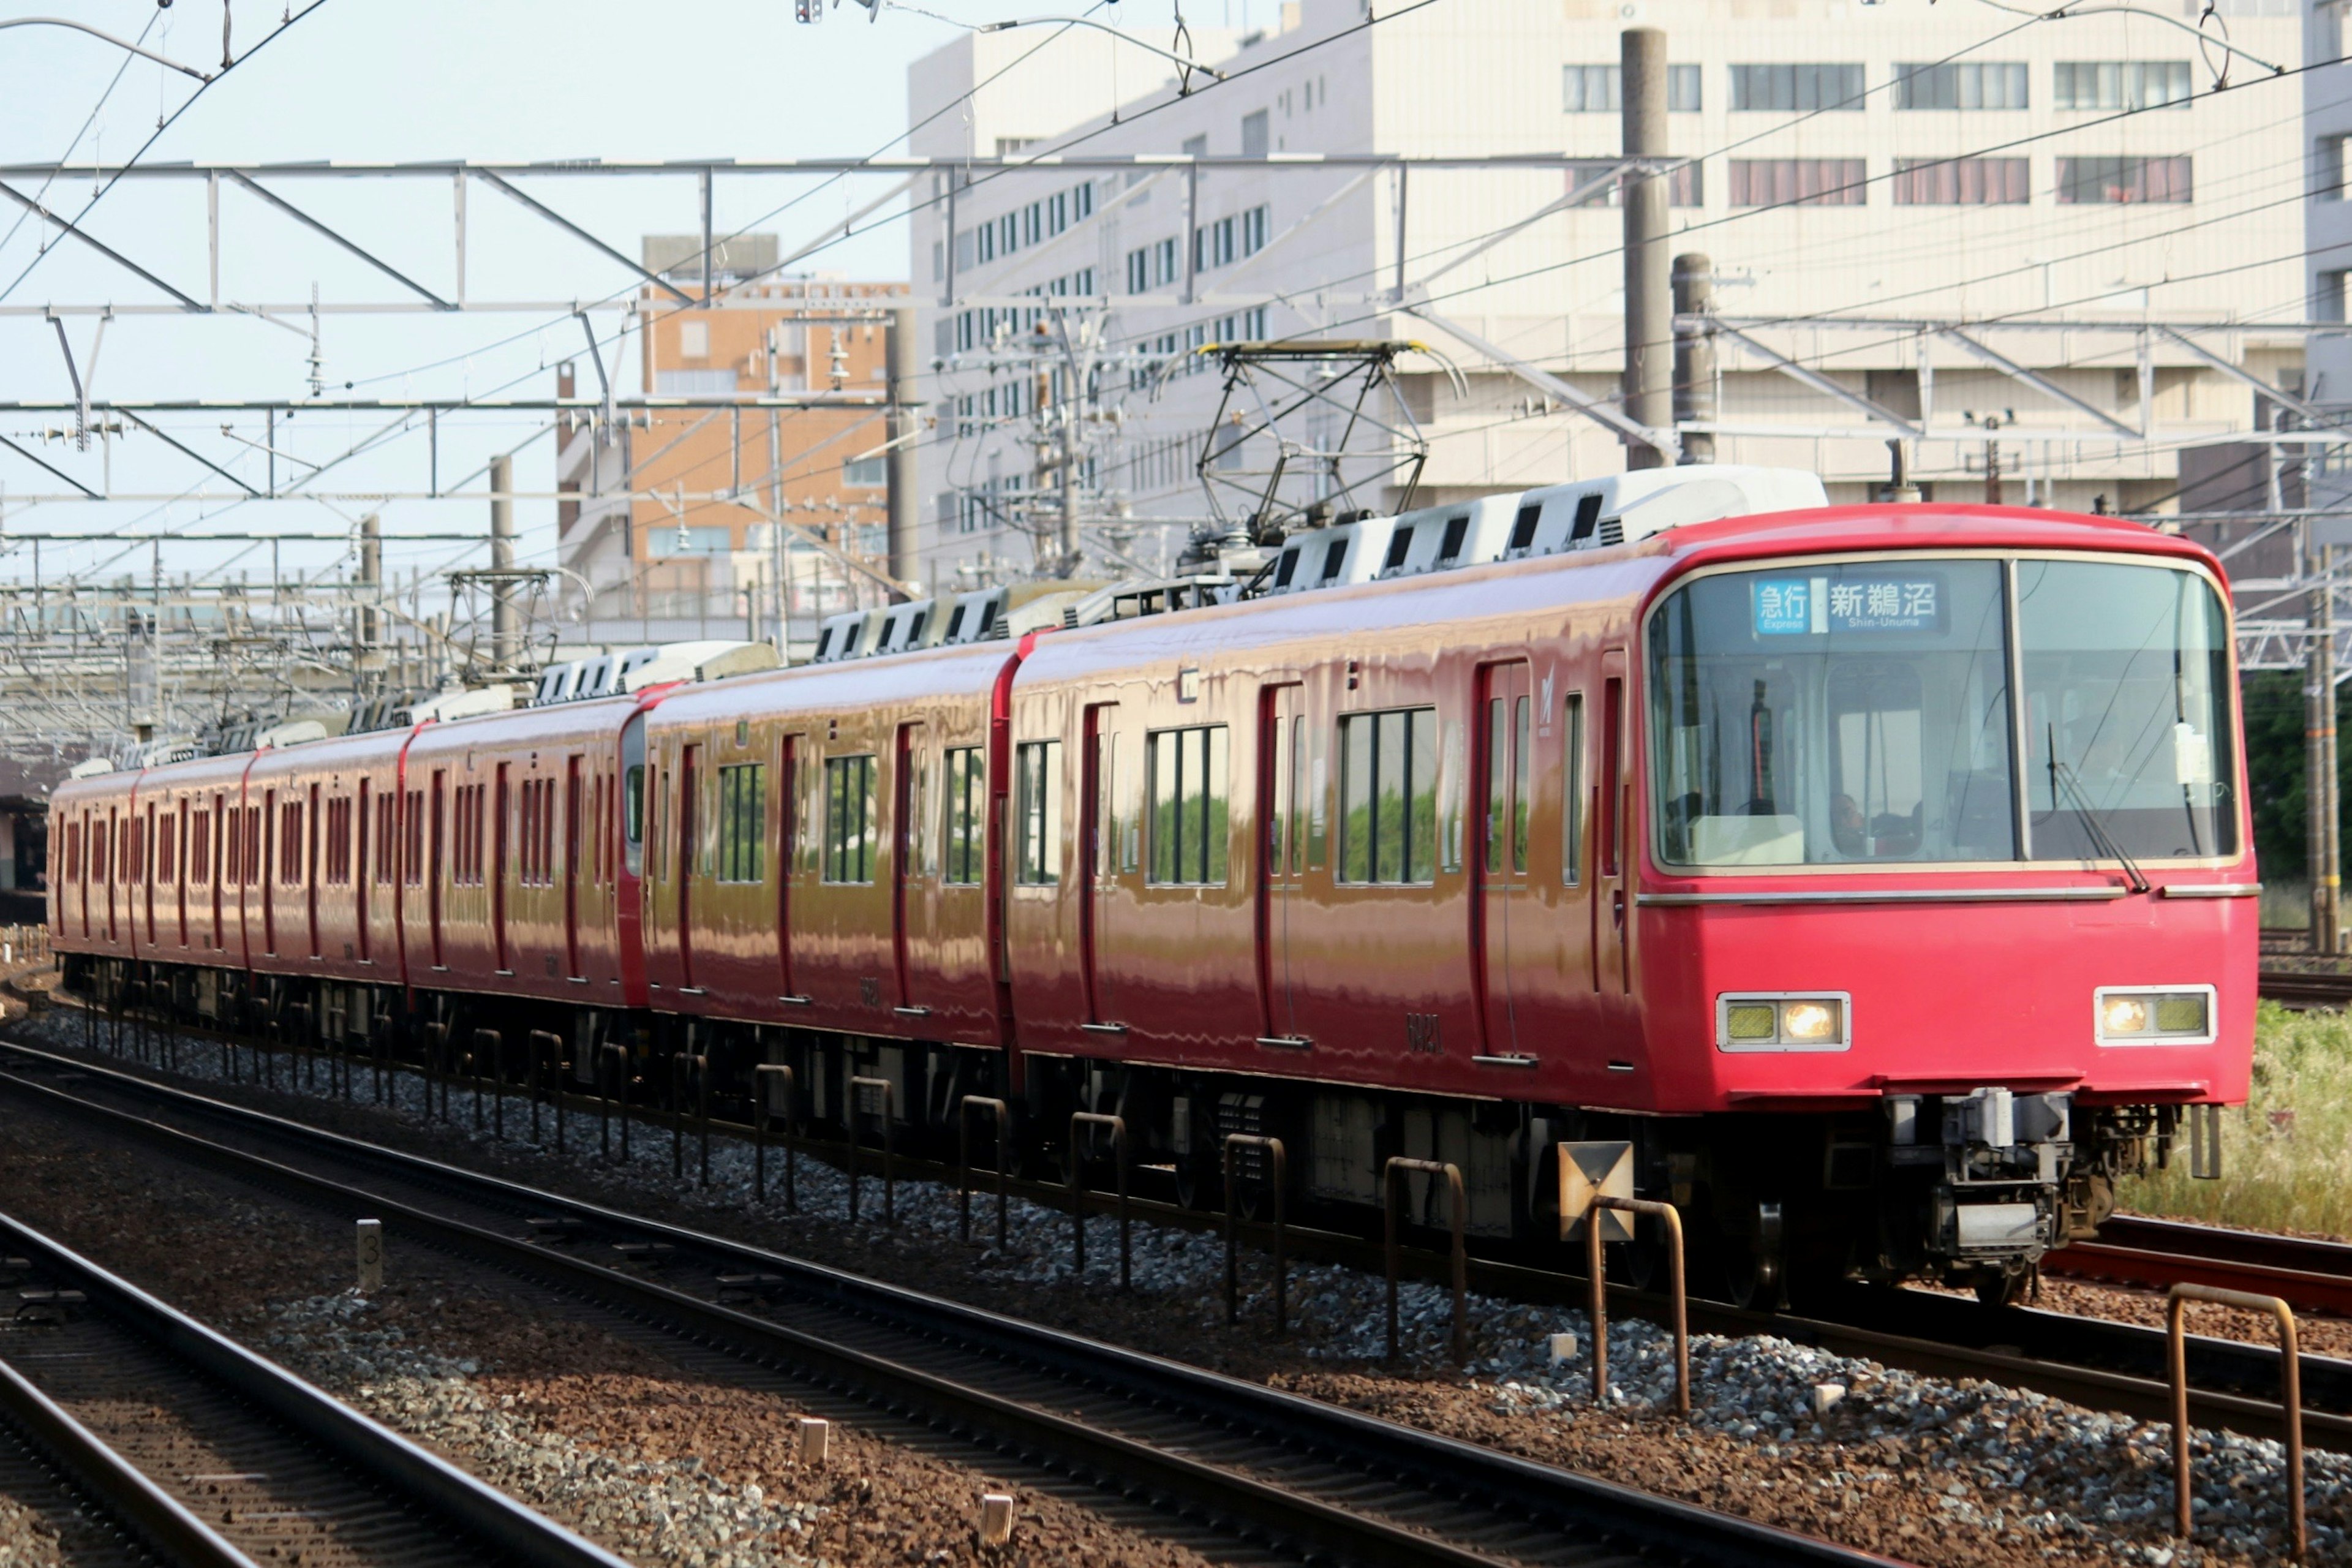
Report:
1127,246,1150,293
1567,159,1703,208
1893,156,2029,204
2318,271,2351,326
1894,61,2029,109
2053,61,2191,110
1148,726,1229,885
1242,108,1269,156
1730,63,1865,112
1564,62,1700,112
943,747,986,884
1154,236,1178,285
1730,159,1867,206
717,763,764,883
2056,155,2191,203
1241,205,1270,256
1015,739,1062,884
2321,135,2350,201
1339,708,1436,885
823,755,875,883
843,456,886,487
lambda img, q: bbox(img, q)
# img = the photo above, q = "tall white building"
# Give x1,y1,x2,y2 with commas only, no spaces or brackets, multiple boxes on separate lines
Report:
908,0,2310,585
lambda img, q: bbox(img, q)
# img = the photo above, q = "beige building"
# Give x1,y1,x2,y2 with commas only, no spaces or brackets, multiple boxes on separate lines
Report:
908,0,2313,584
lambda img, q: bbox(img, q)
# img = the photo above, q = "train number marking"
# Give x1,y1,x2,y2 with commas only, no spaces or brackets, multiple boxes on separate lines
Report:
1405,1012,1441,1055
860,976,882,1007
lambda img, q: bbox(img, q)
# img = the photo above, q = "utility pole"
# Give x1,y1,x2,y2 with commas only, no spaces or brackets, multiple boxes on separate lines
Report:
1672,251,1714,466
1981,413,2005,505
886,304,920,588
489,452,518,676
2312,530,2342,953
358,512,383,691
1621,27,1673,470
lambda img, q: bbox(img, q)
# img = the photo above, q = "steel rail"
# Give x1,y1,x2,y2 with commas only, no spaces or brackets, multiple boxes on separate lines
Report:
0,1204,631,1568
21,1020,2352,1453
0,1355,259,1568
2256,969,2352,1008
2043,1215,2352,1319
0,1041,1902,1568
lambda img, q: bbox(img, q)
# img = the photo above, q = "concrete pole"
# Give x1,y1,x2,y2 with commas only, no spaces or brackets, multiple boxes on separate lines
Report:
358,512,383,668
489,453,518,675
886,305,920,589
1621,28,1673,470
1672,252,1714,466
2313,536,2342,952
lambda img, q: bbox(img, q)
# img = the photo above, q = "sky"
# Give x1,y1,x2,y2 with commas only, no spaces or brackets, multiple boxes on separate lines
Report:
0,0,1255,591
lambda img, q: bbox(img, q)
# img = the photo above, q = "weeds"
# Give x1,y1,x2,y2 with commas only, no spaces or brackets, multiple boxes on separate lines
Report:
2127,1000,2352,1238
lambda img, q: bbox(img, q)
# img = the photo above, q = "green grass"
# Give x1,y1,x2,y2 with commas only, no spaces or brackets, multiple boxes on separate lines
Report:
2126,1000,2352,1238
2261,879,2312,930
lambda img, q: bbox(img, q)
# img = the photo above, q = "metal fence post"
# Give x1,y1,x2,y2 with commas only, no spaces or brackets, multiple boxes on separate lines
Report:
696,1053,711,1187
1580,1194,1688,1416
474,1028,502,1138
1383,1157,1468,1365
529,1030,565,1154
959,1096,1009,1248
2169,1284,2304,1559
846,1076,894,1225
755,1063,797,1208
1222,1134,1287,1335
1068,1112,1128,1289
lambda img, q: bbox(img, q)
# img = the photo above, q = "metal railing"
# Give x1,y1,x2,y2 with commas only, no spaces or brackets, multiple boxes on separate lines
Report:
1068,1111,1129,1287
1223,1134,1287,1335
753,1063,797,1208
1383,1157,1467,1365
846,1075,894,1225
2169,1283,2304,1559
1580,1193,1690,1417
959,1096,1011,1249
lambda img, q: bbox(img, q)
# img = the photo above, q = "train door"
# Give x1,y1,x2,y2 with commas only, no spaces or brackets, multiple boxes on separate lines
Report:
355,782,371,963
1476,663,1533,1057
211,793,225,951
676,743,699,990
564,755,582,979
429,770,447,969
1593,657,1629,993
176,800,190,948
892,723,927,1012
261,790,278,956
1256,685,1306,1044
1080,704,1120,1029
492,764,512,973
775,733,800,998
306,783,323,959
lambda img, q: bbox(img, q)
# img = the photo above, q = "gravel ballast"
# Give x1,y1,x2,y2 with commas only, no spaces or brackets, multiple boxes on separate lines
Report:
12,1011,2351,1566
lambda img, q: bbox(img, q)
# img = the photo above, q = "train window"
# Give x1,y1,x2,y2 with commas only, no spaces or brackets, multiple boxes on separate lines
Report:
824,755,877,883
1561,693,1586,884
1483,697,1532,875
1148,727,1227,886
1015,741,1063,885
717,763,766,883
2016,560,2237,861
1647,559,2016,867
1339,708,1436,885
943,747,987,884
622,715,648,879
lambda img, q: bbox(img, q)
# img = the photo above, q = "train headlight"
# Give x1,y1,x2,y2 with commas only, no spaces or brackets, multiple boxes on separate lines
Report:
1717,992,1850,1052
2095,986,2215,1045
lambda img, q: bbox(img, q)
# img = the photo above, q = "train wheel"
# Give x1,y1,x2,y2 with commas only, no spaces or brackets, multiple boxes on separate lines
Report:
1973,1267,2029,1308
1721,1199,1785,1312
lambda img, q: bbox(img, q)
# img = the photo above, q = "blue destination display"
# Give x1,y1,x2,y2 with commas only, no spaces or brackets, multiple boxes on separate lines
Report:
1752,575,1942,636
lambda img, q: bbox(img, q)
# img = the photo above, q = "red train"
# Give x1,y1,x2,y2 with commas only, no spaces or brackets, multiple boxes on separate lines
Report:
49,480,2256,1305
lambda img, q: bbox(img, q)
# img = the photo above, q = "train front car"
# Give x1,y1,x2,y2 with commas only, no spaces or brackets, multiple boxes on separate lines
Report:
1635,505,2255,1306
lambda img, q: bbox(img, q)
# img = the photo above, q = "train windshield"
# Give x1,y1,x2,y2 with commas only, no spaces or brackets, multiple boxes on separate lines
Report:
1646,557,2236,869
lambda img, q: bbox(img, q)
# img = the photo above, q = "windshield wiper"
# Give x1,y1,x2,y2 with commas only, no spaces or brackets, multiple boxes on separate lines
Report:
2045,728,2150,894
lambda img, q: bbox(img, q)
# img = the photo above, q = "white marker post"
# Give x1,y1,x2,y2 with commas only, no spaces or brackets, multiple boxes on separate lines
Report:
796,1417,829,1468
356,1218,384,1294
978,1493,1015,1547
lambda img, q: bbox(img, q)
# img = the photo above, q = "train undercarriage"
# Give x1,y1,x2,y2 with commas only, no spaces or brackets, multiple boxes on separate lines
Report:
62,953,2206,1310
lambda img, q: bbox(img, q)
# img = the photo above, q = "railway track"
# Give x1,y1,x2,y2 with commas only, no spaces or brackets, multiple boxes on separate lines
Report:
0,1039,1902,1568
0,1203,628,1568
2042,1213,2352,1318
2256,968,2352,1008
13,1024,2352,1460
